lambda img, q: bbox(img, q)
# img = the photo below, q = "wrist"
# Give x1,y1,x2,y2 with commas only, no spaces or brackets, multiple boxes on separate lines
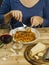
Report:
39,18,44,25
4,11,12,24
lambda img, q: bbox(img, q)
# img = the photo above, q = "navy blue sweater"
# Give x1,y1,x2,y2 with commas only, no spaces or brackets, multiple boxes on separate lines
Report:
0,0,49,28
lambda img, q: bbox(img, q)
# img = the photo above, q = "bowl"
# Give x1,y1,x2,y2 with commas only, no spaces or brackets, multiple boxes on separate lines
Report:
9,27,40,44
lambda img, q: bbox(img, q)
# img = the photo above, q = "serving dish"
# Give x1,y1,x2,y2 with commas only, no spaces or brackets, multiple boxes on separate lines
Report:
24,44,47,65
9,27,40,44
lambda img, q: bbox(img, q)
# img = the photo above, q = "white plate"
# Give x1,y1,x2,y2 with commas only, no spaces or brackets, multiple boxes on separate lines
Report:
9,27,40,44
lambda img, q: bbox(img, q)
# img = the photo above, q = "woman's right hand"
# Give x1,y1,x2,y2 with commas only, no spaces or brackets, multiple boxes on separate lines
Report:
4,10,23,23
11,10,23,22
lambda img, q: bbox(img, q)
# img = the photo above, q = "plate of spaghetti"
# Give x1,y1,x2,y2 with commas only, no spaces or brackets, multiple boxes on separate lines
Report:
9,27,40,44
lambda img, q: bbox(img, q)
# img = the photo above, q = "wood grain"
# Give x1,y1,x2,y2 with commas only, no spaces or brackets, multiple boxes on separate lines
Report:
0,27,49,65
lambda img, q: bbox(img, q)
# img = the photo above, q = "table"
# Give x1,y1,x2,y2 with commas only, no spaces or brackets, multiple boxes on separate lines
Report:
0,27,49,65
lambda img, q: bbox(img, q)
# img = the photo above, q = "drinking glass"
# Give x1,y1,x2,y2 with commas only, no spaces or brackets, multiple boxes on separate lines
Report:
12,41,23,55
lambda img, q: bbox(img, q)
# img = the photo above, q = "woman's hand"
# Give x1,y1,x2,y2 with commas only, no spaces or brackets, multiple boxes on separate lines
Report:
30,16,43,26
4,10,23,23
11,10,23,22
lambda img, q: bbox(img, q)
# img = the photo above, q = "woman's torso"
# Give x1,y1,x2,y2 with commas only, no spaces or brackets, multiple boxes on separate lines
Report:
9,0,44,28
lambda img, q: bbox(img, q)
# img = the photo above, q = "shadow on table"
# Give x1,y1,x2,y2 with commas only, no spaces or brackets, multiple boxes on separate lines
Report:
0,24,10,29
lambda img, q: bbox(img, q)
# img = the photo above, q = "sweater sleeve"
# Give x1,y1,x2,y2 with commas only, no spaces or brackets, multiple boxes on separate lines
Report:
0,0,11,24
43,19,49,27
42,0,49,27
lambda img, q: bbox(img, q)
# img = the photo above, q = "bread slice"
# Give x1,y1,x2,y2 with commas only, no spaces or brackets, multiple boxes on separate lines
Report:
30,42,46,56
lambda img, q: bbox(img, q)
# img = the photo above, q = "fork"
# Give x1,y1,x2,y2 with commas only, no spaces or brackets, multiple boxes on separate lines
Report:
21,22,35,31
21,22,28,29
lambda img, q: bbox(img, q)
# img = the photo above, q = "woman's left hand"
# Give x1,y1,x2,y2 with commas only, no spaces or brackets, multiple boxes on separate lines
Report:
30,16,43,26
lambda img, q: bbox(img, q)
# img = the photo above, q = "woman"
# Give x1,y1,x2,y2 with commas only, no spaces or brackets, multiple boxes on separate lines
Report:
0,0,49,28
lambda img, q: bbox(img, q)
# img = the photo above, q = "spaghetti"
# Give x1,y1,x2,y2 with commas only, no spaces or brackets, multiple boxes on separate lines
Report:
13,30,36,42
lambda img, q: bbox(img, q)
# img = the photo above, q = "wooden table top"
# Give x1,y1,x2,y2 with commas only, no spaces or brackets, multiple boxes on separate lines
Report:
0,27,49,65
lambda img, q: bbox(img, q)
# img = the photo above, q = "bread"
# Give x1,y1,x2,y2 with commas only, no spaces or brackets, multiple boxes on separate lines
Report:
30,42,46,56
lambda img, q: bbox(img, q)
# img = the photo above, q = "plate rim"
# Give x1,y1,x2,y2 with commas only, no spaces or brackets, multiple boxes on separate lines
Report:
24,44,45,65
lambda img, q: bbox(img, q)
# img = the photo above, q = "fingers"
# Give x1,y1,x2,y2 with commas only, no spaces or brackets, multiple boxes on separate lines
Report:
30,17,34,26
30,17,33,25
30,16,43,27
12,11,15,17
15,12,19,20
19,12,23,22
30,17,38,26
11,10,22,22
33,18,39,26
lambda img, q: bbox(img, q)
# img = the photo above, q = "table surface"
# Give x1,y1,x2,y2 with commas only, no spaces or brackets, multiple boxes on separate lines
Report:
0,27,49,65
